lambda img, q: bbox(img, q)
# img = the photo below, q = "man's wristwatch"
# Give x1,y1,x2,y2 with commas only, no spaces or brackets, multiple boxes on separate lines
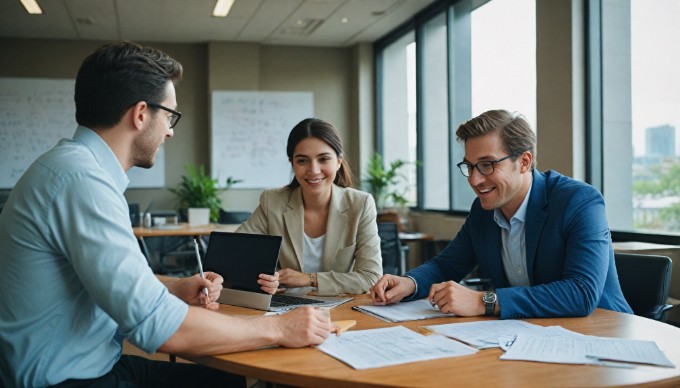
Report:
482,291,497,316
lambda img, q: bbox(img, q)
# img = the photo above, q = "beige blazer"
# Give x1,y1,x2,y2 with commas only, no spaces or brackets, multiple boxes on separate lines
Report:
236,184,383,295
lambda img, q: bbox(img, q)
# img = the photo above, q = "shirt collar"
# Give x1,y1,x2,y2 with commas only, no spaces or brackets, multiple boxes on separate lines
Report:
494,180,533,226
73,125,130,192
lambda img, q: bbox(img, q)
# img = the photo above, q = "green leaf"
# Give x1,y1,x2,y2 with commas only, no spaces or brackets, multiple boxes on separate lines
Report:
362,152,415,210
169,165,242,222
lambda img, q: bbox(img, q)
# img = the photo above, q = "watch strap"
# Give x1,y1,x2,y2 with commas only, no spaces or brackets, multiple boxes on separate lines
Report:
483,291,497,316
485,299,495,316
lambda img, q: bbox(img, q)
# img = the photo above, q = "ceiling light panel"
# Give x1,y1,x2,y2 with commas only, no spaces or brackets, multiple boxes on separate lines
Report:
20,0,43,14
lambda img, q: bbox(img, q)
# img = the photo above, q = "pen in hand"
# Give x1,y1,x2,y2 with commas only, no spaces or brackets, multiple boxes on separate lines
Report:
193,239,210,304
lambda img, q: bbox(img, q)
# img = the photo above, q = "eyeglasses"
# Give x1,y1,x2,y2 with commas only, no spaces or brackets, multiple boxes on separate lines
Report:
147,102,182,129
456,154,518,177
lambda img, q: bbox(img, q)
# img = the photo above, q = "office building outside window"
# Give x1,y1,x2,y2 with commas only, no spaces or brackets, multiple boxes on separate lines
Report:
596,0,680,235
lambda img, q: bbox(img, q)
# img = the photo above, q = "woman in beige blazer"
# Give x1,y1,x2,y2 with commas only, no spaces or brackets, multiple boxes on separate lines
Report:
237,118,382,295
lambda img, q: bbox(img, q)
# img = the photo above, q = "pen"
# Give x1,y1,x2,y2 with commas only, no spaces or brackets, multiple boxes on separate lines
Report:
193,239,210,303
585,356,635,369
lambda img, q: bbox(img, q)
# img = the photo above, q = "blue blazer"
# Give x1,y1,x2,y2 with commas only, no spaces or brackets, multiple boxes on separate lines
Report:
406,169,632,318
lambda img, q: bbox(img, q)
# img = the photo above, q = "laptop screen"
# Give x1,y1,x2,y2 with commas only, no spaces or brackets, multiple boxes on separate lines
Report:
203,232,282,294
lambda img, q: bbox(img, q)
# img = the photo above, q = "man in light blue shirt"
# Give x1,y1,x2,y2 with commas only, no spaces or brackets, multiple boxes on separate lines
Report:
0,42,332,387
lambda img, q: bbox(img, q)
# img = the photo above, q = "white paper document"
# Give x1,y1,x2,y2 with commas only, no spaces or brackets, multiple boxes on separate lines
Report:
352,299,453,322
501,333,674,368
498,325,583,351
316,325,478,370
425,319,546,349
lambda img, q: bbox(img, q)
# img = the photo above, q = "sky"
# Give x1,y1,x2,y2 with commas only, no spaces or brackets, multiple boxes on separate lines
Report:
405,0,679,157
631,0,680,156
471,0,536,131
468,0,680,157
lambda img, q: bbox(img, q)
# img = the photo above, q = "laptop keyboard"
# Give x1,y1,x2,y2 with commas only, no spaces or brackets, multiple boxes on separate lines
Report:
270,294,325,307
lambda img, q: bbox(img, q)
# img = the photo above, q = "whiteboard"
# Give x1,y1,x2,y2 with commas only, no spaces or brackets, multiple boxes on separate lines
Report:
0,78,164,188
211,91,314,189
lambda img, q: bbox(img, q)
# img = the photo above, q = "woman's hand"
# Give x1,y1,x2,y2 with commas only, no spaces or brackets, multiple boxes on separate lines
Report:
258,271,280,294
279,268,313,288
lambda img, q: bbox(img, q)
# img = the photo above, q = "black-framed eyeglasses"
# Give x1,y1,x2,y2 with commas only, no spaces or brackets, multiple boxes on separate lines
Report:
456,154,518,177
147,102,182,129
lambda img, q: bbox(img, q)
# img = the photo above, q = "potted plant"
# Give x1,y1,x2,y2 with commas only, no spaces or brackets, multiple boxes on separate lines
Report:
169,165,241,224
363,153,410,211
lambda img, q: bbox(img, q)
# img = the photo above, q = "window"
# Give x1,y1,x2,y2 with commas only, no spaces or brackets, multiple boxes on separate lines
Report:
376,0,536,212
596,0,680,235
421,12,450,210
471,0,536,130
377,32,417,207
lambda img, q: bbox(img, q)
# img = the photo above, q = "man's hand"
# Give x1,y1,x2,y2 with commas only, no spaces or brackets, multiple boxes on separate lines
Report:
278,268,309,288
369,274,416,305
273,306,332,348
428,281,485,316
166,272,224,311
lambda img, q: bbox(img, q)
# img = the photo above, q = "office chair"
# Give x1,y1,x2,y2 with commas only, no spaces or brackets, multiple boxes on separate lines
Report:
378,222,408,276
615,252,674,322
218,210,252,224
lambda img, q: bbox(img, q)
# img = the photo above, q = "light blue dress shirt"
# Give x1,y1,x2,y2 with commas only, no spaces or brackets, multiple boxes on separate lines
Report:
0,126,188,387
493,182,533,287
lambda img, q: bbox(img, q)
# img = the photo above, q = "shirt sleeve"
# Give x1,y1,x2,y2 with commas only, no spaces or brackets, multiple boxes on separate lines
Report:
47,168,187,353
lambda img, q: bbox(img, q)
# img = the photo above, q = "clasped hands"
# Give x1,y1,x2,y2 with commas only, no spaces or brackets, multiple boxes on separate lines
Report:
369,274,486,316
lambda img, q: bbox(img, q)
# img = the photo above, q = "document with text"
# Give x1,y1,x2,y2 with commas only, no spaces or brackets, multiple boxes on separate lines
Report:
316,325,478,369
425,319,546,349
501,333,674,368
352,299,453,322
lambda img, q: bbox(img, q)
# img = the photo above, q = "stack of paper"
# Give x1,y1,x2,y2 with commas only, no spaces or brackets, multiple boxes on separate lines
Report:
425,319,674,368
352,299,453,322
500,330,674,368
316,326,477,369
425,320,546,349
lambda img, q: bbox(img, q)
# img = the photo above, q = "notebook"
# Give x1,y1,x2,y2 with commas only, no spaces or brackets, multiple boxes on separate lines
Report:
203,231,352,312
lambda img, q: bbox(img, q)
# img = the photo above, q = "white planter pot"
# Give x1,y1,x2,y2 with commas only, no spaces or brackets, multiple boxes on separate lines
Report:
188,207,211,226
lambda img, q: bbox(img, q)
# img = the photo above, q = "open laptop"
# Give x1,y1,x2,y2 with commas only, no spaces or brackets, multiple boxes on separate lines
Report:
203,231,352,312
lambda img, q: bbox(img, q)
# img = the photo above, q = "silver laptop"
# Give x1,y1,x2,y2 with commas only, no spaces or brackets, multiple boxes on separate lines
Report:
203,231,352,312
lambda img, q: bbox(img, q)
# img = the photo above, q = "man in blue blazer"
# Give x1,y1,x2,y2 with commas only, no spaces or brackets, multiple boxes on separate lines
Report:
370,110,632,319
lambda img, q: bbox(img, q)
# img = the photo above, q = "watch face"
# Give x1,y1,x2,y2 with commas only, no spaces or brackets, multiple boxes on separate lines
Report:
483,291,497,304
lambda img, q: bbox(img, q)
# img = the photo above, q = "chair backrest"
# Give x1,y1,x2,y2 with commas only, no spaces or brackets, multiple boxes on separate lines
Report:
615,252,673,321
218,210,252,224
378,222,403,275
128,203,140,227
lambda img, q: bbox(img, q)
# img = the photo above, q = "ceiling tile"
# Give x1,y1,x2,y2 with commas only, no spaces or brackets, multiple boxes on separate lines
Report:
0,0,436,46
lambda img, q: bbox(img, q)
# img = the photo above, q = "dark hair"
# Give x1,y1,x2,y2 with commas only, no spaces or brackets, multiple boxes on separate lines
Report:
286,118,353,189
75,41,183,129
455,109,537,168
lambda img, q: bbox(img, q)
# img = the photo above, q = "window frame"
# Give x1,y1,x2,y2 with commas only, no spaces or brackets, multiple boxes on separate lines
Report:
374,0,476,213
587,0,680,244
376,0,680,243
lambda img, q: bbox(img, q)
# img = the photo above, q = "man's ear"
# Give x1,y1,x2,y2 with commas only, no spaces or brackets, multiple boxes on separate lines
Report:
520,151,533,173
129,101,149,131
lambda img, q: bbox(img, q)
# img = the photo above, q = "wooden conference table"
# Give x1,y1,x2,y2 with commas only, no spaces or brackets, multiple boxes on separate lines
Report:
184,294,680,387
